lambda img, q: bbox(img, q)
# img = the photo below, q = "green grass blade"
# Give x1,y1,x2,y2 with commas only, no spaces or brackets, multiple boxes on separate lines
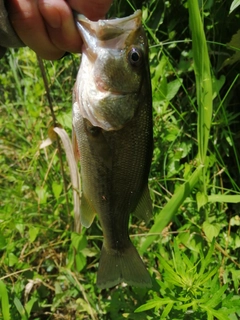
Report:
198,239,215,277
140,165,203,253
14,297,28,320
0,280,10,320
188,0,213,166
208,194,240,203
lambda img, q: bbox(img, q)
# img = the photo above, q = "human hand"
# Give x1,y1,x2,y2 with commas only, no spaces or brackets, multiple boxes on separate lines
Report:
8,0,112,60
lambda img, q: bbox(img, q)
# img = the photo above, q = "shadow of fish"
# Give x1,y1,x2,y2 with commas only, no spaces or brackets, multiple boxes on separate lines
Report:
73,10,153,289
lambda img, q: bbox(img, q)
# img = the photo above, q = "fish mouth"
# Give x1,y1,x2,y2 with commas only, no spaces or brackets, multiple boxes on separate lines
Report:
75,10,142,51
75,10,143,96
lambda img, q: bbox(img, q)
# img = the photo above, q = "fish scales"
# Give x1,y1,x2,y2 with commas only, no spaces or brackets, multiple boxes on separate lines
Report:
73,10,153,289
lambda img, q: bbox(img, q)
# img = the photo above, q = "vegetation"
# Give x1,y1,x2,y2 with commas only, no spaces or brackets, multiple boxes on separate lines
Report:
0,0,240,319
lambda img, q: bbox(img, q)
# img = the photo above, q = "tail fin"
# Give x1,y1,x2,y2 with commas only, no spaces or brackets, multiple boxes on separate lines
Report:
96,242,152,289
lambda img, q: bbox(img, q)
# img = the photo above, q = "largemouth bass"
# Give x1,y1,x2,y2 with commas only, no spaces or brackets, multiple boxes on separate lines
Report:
73,10,153,289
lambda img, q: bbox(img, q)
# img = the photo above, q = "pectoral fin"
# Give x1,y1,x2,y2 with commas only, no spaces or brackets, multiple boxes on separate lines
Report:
80,193,96,228
133,185,152,223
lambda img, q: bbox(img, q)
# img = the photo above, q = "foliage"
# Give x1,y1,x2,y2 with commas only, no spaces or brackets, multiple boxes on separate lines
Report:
135,239,240,319
0,0,240,319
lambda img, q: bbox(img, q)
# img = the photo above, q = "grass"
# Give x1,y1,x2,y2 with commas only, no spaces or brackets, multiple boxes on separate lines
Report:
0,0,240,319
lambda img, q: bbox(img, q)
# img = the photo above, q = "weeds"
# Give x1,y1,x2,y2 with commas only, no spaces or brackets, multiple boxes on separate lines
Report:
135,240,240,319
0,0,240,319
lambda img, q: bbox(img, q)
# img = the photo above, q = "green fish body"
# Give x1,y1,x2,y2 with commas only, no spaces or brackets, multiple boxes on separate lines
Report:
73,10,153,289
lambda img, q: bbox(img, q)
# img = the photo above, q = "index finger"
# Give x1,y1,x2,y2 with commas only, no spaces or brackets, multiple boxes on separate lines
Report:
68,0,112,20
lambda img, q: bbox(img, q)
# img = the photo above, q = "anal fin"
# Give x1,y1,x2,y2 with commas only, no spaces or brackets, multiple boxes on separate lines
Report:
80,193,96,228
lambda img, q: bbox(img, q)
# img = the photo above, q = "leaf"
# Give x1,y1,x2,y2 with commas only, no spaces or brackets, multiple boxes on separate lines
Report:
8,252,18,267
205,284,228,308
173,238,194,276
223,30,240,66
28,226,39,243
212,75,225,100
25,297,38,317
202,221,221,241
135,298,174,313
57,111,72,130
158,255,183,286
15,224,25,236
151,55,168,92
71,233,87,251
0,233,6,250
0,280,10,320
75,298,95,315
231,270,240,292
196,191,208,210
178,231,203,253
188,0,212,164
208,194,240,203
75,252,86,272
198,239,215,277
35,186,49,204
166,78,183,101
202,305,230,320
52,181,63,199
14,297,28,320
161,302,174,318
230,215,240,226
197,267,219,288
158,75,168,100
230,0,240,13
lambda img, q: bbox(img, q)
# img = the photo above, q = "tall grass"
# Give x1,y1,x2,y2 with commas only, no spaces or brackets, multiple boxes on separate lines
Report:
142,0,240,247
141,0,214,251
0,0,240,319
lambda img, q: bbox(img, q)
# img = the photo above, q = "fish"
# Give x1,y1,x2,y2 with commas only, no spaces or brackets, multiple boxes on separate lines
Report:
72,10,153,289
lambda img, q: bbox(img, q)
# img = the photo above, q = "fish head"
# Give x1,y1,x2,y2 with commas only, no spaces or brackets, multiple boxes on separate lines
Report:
75,10,150,131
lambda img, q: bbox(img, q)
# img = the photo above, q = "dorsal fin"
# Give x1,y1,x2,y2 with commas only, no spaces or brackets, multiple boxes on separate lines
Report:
133,185,152,223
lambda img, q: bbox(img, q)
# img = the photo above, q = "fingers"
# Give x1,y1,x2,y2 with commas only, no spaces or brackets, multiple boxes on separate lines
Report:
8,0,66,60
8,0,113,59
38,0,82,54
68,0,113,20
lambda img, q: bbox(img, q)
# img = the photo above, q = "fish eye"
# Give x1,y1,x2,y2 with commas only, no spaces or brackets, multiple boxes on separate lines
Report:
128,48,142,66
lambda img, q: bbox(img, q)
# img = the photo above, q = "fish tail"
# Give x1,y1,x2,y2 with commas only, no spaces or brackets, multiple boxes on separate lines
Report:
96,242,152,289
